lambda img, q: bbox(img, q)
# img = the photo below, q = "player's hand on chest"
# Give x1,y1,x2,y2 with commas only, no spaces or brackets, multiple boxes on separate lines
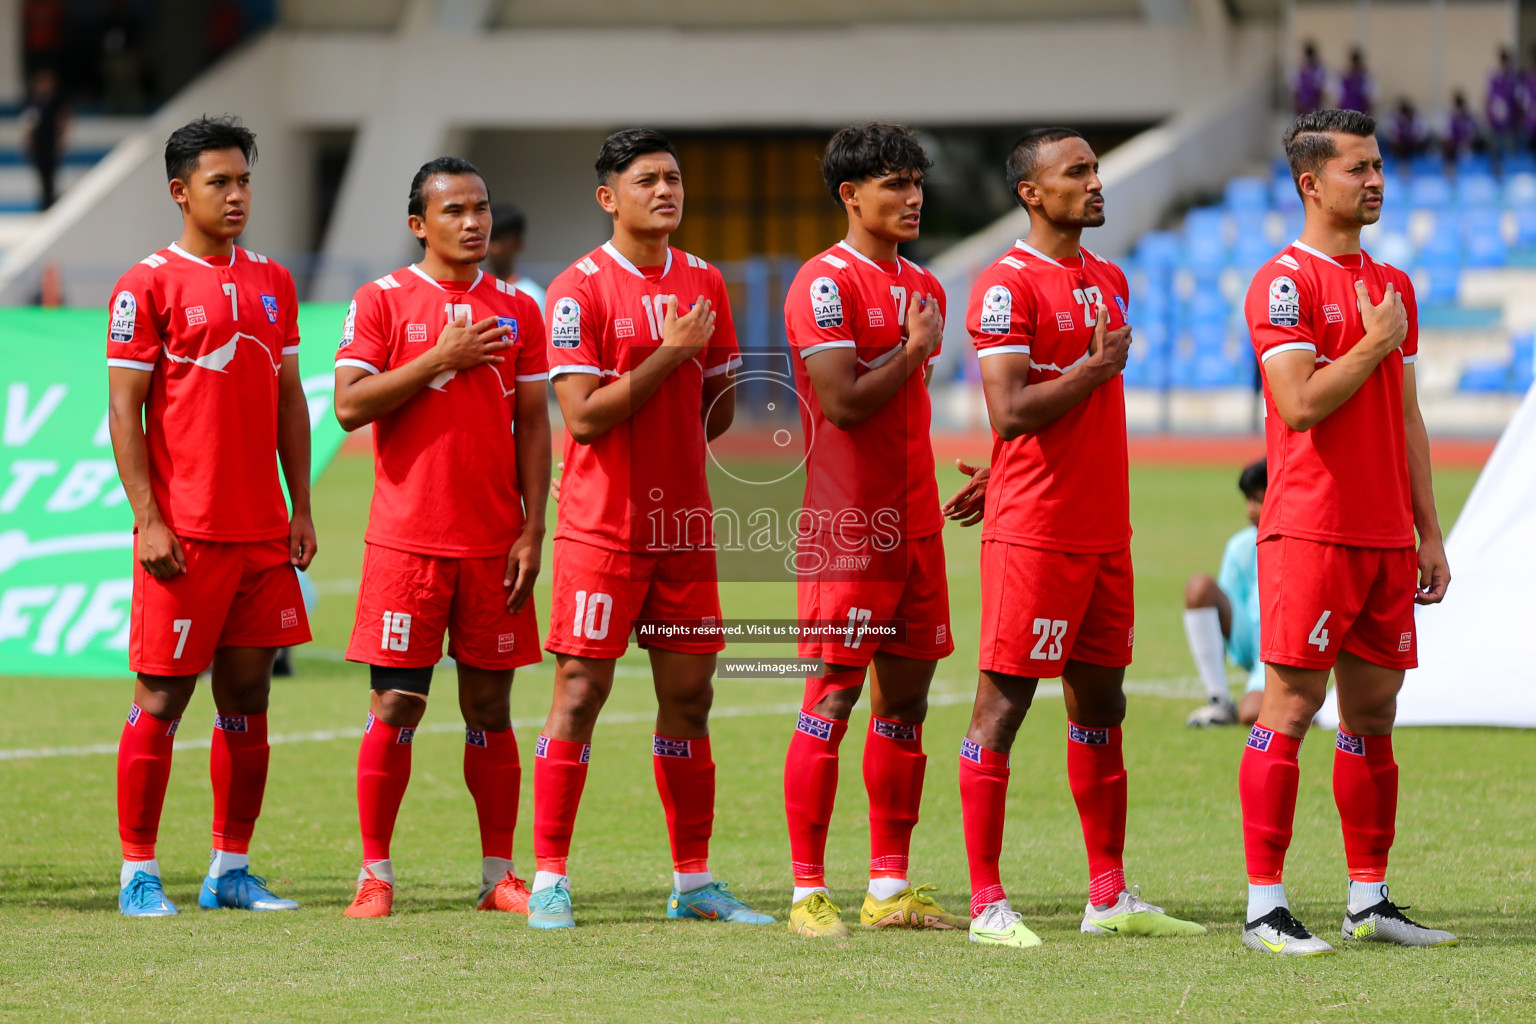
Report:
1043,277,1126,360
855,275,920,358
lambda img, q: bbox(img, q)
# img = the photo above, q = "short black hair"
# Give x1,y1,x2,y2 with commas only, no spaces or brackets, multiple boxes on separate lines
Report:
164,115,256,183
1283,109,1377,197
595,128,677,184
490,203,526,241
1004,128,1086,207
1238,458,1268,499
408,156,484,220
821,122,931,208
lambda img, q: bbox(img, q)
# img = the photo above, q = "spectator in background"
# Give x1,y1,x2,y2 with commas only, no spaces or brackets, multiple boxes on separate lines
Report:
1520,42,1536,152
1338,47,1374,116
1292,41,1327,116
20,68,67,210
1387,98,1427,162
21,0,64,81
1487,47,1521,159
485,203,546,307
1444,90,1483,162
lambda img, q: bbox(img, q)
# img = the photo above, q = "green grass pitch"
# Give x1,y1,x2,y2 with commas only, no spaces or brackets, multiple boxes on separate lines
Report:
1,457,1531,1023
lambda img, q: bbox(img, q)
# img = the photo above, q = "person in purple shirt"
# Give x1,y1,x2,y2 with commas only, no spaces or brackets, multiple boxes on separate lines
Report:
1444,90,1484,161
1518,43,1536,150
1488,47,1521,157
1387,98,1427,161
1338,48,1374,115
1293,41,1327,116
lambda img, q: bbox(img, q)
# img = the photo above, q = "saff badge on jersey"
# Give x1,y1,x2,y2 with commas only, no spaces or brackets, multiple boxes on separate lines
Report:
979,285,1012,334
1269,276,1299,327
110,291,136,342
551,297,581,348
810,277,844,329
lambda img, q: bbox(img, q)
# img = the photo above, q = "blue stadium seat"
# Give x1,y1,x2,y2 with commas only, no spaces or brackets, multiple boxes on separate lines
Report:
1224,177,1268,212
1512,332,1535,391
1505,172,1536,207
1455,151,1495,177
1270,176,1302,213
1418,217,1462,261
1409,176,1453,209
1406,153,1441,178
1461,207,1508,267
1135,231,1182,282
1504,151,1536,176
1414,256,1462,304
1455,174,1500,207
1232,233,1275,276
1510,204,1536,248
1458,361,1511,392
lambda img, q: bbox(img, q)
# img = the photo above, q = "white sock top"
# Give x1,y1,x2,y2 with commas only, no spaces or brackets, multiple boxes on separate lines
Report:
867,877,908,901
1184,606,1231,703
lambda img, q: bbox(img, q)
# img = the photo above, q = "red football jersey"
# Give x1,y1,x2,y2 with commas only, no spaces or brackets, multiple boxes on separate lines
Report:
784,241,945,542
106,244,299,542
966,241,1131,554
1246,241,1418,548
546,243,740,552
338,266,548,558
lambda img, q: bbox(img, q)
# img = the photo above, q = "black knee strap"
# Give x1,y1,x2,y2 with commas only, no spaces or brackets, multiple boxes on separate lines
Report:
369,664,434,695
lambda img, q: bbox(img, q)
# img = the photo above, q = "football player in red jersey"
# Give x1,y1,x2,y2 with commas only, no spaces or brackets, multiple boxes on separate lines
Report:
946,129,1204,948
529,128,772,930
106,116,313,916
1237,109,1457,955
779,122,967,938
331,158,550,919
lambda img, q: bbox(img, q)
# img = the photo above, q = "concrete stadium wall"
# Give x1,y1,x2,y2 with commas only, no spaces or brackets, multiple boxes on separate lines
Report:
0,33,315,306
0,2,1276,305
1287,0,1515,116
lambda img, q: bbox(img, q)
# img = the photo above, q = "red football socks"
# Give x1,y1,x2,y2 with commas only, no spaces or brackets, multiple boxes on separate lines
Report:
209,712,268,855
864,716,926,881
533,734,590,876
653,734,714,873
1066,722,1128,906
464,726,521,861
784,710,850,888
117,704,180,861
1333,729,1397,883
959,738,1010,917
1239,722,1303,885
356,712,414,863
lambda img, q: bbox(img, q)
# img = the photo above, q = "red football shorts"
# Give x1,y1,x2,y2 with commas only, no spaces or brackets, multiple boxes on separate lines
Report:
545,538,723,659
346,544,542,671
978,541,1135,678
130,535,310,676
1258,536,1417,671
796,532,953,670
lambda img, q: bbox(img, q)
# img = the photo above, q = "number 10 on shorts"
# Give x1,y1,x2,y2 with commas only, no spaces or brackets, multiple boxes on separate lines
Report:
572,590,613,640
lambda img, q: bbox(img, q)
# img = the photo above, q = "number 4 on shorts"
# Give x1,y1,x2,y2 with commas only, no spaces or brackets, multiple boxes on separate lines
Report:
1308,610,1332,652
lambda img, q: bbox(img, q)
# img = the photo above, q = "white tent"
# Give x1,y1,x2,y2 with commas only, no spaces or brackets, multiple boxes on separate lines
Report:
1318,383,1536,728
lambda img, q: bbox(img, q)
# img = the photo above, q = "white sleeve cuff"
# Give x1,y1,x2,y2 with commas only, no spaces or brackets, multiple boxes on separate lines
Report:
1402,353,1418,364
1260,341,1318,362
107,358,156,372
281,345,300,355
799,340,857,360
976,345,1031,358
703,354,743,378
336,358,381,375
549,364,602,378
515,372,550,382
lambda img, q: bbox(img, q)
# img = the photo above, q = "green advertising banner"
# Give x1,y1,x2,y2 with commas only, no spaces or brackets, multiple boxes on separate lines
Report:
0,304,350,677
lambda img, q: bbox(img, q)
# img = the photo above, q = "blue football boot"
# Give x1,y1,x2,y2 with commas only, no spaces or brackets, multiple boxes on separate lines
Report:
198,867,299,911
119,871,178,917
667,880,775,924
526,883,576,929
